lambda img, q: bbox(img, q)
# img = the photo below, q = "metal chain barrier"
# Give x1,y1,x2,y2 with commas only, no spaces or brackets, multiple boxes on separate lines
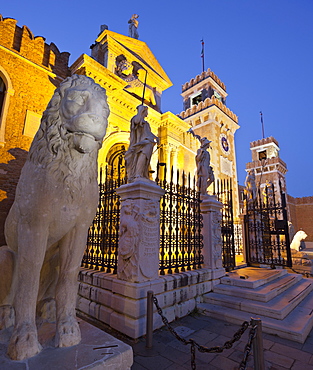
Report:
238,324,257,369
152,295,261,370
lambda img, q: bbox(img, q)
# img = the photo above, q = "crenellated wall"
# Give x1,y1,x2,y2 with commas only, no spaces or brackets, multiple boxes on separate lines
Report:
182,68,226,92
0,15,70,245
179,95,238,123
0,16,70,78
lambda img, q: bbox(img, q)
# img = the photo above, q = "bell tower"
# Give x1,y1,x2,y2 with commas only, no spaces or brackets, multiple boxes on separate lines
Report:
179,68,240,217
246,136,288,196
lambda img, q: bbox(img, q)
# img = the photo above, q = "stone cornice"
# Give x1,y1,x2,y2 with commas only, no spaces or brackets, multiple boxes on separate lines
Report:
182,69,226,93
246,156,287,170
160,111,191,133
250,136,279,148
70,54,127,91
179,96,238,123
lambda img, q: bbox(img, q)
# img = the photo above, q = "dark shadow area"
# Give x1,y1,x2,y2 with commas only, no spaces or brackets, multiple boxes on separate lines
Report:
0,148,28,245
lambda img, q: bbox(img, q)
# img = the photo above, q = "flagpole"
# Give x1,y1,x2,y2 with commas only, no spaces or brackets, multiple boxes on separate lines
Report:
141,68,148,105
201,39,205,72
260,111,265,139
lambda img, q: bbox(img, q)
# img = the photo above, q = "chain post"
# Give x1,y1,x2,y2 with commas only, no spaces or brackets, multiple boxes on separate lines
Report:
251,318,265,370
146,290,154,349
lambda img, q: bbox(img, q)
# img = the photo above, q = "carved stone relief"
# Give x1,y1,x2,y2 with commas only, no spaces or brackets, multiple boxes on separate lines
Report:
115,54,156,106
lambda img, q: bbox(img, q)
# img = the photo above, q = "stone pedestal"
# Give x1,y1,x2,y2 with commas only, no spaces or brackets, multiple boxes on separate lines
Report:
0,319,133,369
116,180,165,283
200,195,225,279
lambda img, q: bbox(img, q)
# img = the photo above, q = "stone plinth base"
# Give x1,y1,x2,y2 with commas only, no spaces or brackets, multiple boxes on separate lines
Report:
0,319,133,369
77,267,225,339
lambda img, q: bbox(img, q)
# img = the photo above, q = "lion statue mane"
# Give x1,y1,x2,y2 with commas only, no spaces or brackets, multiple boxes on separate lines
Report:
0,74,109,361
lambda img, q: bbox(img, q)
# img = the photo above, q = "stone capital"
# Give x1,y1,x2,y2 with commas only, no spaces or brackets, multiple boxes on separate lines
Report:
116,179,165,201
200,194,223,213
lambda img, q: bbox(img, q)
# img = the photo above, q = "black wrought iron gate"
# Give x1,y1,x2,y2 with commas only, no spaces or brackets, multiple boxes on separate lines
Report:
214,179,236,271
244,182,292,268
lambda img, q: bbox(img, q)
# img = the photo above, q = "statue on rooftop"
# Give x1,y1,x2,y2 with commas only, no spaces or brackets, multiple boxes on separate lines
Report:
128,14,139,39
125,105,159,182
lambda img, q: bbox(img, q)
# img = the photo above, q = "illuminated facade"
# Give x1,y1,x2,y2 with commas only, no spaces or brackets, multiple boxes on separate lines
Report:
0,16,242,244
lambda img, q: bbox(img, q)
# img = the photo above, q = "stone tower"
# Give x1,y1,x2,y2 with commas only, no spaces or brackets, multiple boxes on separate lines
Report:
246,136,288,198
179,68,240,218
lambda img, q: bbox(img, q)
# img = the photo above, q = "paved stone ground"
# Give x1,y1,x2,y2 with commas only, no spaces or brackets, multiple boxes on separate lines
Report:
129,312,313,370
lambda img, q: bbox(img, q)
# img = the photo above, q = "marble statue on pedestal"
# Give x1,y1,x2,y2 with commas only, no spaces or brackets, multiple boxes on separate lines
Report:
188,128,214,195
0,75,109,361
125,105,159,182
244,169,257,204
196,137,215,195
128,14,139,39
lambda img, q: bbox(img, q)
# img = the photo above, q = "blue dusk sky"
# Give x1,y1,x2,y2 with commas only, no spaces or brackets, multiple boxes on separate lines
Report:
1,1,312,197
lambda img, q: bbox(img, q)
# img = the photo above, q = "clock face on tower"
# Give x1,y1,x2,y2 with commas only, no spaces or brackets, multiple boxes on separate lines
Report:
220,133,230,155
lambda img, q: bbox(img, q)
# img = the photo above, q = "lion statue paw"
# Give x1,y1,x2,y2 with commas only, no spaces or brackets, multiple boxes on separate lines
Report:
56,316,81,348
7,323,42,361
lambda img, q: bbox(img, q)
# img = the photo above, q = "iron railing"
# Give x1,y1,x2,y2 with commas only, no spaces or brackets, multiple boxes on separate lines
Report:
83,163,204,274
244,181,292,267
156,164,204,275
214,179,236,271
82,165,125,273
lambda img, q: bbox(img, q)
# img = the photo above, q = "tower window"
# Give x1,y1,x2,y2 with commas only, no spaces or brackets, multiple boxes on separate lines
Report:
258,150,267,160
191,92,202,106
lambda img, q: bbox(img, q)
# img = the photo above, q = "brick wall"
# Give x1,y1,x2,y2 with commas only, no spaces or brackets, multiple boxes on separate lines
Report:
287,194,313,242
0,15,70,245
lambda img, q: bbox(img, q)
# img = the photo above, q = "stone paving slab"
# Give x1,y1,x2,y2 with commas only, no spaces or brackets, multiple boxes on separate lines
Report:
131,312,313,369
0,319,133,370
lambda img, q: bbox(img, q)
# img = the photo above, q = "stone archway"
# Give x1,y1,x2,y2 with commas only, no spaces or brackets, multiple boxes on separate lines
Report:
106,143,127,180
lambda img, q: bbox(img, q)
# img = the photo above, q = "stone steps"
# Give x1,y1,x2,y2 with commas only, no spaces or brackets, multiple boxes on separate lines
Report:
220,267,287,289
197,267,313,343
203,278,313,320
215,272,302,302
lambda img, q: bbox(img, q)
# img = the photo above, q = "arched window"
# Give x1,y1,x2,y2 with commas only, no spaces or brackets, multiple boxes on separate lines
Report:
0,76,6,120
0,69,14,146
105,143,126,181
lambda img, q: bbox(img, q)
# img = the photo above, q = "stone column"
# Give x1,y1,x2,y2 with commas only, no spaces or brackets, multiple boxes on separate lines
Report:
116,180,165,283
200,194,225,278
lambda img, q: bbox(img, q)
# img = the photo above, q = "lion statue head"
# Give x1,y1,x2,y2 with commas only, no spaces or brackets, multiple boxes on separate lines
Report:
28,74,110,191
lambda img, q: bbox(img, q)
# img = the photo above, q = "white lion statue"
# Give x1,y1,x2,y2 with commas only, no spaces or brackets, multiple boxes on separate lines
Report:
290,230,308,251
0,74,109,360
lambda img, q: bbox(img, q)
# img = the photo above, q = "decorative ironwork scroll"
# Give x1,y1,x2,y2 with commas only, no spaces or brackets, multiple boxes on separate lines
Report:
244,181,292,268
214,179,236,271
156,164,204,275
